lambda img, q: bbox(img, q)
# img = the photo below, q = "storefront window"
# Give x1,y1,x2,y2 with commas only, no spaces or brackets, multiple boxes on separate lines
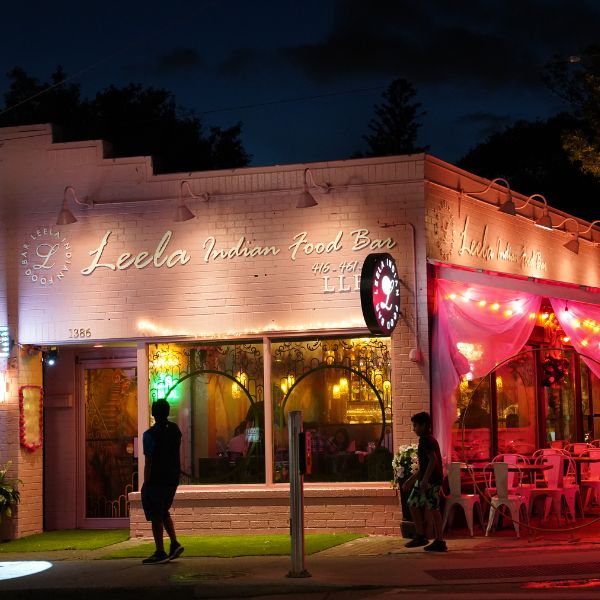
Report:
271,337,393,483
148,342,264,484
542,349,576,446
496,352,536,455
453,376,492,461
581,363,600,442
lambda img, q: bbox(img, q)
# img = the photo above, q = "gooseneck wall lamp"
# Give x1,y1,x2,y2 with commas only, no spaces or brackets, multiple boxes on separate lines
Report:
56,186,89,225
554,217,582,254
296,168,331,208
466,177,514,212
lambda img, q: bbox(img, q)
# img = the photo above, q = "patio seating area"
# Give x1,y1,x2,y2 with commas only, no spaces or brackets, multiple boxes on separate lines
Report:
440,443,600,539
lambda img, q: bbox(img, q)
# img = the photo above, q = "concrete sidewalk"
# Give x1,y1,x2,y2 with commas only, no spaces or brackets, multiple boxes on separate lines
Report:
3,532,600,599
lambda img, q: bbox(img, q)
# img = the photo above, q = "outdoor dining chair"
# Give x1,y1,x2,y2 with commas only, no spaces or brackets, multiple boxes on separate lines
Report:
442,462,484,537
579,448,600,510
529,451,582,524
484,462,529,538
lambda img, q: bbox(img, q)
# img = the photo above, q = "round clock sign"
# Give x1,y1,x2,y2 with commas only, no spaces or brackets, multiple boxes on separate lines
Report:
360,253,401,336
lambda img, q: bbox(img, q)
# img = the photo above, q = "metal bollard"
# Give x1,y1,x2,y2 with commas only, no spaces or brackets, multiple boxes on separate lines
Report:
287,410,310,578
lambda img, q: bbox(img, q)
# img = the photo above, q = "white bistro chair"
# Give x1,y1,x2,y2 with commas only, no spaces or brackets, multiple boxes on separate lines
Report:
485,462,529,538
442,462,484,537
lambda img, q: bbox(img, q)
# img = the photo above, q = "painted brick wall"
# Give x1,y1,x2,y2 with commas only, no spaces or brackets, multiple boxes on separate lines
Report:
129,486,401,536
0,124,433,535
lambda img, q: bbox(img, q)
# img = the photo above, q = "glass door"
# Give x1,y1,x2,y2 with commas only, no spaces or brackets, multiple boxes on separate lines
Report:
79,364,137,526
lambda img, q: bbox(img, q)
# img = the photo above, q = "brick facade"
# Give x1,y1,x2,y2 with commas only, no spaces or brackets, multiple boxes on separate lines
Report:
2,123,597,538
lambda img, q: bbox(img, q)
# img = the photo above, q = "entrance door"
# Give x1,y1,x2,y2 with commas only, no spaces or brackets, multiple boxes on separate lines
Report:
78,362,137,527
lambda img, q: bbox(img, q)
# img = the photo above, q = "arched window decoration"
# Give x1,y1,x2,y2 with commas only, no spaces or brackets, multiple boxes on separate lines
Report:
148,342,264,484
271,337,393,483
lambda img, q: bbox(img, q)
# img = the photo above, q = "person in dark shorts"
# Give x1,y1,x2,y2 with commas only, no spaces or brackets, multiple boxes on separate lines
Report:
402,411,447,552
141,399,184,564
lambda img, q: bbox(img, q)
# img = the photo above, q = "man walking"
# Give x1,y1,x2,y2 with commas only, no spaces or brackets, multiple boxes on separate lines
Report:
141,399,184,564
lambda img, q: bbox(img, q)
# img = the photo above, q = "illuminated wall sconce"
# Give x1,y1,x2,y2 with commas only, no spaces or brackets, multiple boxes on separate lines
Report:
56,186,90,225
296,168,331,208
332,384,341,400
43,347,59,367
174,181,197,222
553,217,582,254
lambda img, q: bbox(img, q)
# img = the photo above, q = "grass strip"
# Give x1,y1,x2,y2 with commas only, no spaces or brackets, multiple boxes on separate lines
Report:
103,533,365,558
0,529,130,552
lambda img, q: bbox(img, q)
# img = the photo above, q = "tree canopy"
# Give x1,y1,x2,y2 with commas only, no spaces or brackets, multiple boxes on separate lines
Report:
0,66,251,173
543,46,600,181
361,78,427,157
458,114,600,223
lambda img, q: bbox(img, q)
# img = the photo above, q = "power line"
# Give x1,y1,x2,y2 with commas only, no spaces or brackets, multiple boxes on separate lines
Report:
198,85,388,115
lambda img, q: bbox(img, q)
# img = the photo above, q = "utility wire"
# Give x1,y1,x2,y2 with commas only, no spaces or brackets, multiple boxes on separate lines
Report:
198,85,388,115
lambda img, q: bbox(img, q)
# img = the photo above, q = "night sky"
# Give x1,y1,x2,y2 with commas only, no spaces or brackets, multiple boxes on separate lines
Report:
2,0,599,168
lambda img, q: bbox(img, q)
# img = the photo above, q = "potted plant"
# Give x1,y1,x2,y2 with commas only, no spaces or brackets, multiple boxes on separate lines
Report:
391,443,419,538
0,461,21,524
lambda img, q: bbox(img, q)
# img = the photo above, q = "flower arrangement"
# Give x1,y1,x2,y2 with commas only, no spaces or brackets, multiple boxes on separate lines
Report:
391,443,419,489
0,461,21,522
541,356,569,387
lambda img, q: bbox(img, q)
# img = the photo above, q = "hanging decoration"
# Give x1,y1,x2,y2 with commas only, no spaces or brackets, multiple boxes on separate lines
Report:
541,356,570,387
19,385,43,452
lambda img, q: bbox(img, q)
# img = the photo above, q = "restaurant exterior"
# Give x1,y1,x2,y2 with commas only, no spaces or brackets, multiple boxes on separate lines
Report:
0,123,598,539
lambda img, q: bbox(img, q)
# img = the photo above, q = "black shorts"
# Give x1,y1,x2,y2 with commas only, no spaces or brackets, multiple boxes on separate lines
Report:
141,483,177,522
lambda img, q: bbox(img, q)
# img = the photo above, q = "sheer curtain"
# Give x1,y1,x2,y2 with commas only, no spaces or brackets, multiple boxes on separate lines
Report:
432,279,542,463
552,298,600,380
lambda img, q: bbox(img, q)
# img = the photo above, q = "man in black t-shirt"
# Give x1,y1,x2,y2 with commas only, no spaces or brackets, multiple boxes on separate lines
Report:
402,412,447,552
141,399,184,564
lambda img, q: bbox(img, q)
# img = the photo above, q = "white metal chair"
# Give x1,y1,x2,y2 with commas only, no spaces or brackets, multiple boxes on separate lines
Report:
529,453,582,524
580,449,600,509
442,462,484,537
485,462,529,538
486,454,533,514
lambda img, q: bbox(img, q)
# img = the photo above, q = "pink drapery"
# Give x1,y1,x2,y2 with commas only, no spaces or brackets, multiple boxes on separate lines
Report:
432,279,542,463
551,298,600,380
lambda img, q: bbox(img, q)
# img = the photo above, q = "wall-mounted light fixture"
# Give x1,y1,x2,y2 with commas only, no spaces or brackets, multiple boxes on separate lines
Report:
296,168,331,208
43,346,58,367
173,181,201,222
554,217,582,254
466,178,513,212
56,186,90,225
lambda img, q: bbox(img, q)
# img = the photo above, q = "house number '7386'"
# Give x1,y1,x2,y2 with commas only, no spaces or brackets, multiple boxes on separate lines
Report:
68,328,92,338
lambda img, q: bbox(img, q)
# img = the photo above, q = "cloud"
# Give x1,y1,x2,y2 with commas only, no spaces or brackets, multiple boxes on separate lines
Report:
456,111,513,138
216,48,263,77
153,48,203,74
218,0,600,90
